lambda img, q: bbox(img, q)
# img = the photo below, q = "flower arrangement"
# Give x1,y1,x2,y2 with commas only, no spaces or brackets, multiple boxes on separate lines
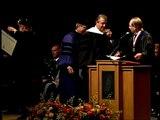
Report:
27,96,121,120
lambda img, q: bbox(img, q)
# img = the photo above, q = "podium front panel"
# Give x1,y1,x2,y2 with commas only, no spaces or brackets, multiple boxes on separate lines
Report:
97,60,122,112
88,65,98,101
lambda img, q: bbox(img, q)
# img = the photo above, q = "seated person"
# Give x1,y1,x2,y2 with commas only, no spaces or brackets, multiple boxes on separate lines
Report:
41,44,61,101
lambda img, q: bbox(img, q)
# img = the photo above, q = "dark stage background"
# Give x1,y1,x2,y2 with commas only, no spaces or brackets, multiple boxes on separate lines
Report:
0,0,159,110
0,0,160,54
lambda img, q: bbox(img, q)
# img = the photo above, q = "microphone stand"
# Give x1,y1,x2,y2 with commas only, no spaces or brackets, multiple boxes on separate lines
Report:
109,43,120,56
107,32,130,57
106,36,121,58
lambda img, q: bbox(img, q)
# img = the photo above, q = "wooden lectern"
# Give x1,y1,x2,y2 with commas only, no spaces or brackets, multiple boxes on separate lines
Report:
88,60,151,120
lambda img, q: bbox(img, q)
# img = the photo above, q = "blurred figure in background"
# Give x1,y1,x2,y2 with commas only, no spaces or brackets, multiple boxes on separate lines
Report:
151,43,160,118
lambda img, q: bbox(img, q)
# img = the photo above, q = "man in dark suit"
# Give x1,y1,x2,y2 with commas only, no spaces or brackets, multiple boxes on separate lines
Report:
114,17,155,118
114,17,154,65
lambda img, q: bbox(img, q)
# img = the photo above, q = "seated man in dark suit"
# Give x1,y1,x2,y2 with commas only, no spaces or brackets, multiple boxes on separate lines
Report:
41,44,61,101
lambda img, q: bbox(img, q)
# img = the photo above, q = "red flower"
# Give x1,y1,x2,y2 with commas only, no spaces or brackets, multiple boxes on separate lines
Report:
28,96,121,120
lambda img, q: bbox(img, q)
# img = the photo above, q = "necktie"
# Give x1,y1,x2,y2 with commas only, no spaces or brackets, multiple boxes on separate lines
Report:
132,34,137,52
133,34,137,42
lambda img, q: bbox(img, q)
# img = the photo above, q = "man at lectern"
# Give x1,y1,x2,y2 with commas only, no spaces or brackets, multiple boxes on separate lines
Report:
114,17,154,65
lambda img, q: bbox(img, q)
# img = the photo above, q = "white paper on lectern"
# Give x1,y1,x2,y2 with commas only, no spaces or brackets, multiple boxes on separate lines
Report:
106,55,121,60
1,30,17,56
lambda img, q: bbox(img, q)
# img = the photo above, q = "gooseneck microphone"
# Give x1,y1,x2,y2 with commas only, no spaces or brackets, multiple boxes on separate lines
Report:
107,32,130,56
120,32,130,39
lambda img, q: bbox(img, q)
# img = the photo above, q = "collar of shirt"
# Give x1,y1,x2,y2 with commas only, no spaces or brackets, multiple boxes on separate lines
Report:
54,58,59,61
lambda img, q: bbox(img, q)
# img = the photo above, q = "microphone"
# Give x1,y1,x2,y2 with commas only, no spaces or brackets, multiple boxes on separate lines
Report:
120,32,130,39
107,32,130,57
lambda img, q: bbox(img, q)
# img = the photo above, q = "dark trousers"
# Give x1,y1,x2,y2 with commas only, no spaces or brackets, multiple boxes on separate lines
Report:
78,67,89,102
41,81,58,101
58,72,76,104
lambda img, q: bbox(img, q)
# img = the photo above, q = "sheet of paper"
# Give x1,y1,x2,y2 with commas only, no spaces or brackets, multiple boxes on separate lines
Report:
106,55,120,60
1,30,17,56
